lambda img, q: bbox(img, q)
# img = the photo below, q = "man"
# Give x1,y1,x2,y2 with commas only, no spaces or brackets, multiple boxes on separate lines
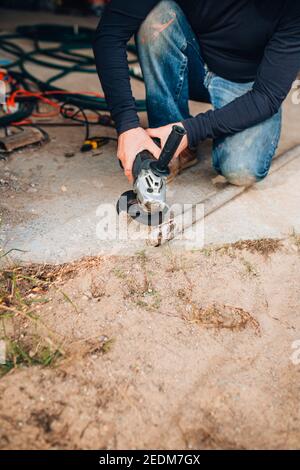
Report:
93,0,300,185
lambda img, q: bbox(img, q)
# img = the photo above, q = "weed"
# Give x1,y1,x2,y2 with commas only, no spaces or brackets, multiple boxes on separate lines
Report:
184,301,260,334
200,247,215,258
136,250,147,262
0,338,62,378
0,248,26,260
0,260,64,377
165,246,184,272
177,288,260,333
290,229,300,252
230,238,282,256
68,336,115,360
112,268,128,280
101,338,115,355
241,258,259,278
59,290,79,314
198,238,282,259
0,253,116,378
122,252,162,312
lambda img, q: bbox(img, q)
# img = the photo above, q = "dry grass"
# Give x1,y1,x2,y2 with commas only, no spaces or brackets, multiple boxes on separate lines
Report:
120,252,162,312
290,230,300,252
0,263,63,377
229,238,282,256
177,286,260,334
203,238,282,258
0,256,104,377
21,256,102,286
186,303,260,334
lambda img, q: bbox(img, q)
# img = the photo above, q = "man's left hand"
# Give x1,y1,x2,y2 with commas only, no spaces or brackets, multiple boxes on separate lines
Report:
146,123,188,159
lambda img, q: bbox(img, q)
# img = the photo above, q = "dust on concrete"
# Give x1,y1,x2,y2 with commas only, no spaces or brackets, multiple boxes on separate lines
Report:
0,238,299,450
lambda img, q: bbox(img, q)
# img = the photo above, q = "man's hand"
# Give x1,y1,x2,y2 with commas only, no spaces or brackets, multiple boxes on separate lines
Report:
118,127,161,182
146,123,188,159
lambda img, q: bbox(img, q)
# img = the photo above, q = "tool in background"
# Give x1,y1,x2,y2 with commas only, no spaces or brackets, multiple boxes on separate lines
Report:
117,125,187,227
80,136,110,152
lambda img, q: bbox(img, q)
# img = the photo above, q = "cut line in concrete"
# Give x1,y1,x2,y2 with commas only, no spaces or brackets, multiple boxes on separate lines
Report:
130,145,300,247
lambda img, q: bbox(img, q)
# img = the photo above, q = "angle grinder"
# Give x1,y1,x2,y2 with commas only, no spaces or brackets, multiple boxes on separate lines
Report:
117,125,186,226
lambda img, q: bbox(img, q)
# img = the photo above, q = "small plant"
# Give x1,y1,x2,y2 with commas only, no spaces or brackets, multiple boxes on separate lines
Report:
230,238,282,256
0,260,64,378
241,258,259,278
101,337,115,355
184,301,260,334
112,267,128,280
198,238,282,258
0,339,62,378
290,229,300,252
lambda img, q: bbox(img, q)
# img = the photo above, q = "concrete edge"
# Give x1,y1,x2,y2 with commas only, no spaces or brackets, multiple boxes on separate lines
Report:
148,144,300,246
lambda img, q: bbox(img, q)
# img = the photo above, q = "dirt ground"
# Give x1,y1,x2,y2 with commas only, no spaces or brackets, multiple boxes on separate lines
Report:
0,237,300,450
0,8,300,452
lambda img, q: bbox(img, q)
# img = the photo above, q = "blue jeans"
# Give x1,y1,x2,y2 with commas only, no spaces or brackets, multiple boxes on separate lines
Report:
136,0,282,186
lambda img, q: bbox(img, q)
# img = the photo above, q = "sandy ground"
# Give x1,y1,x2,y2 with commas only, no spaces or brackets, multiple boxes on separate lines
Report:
1,238,300,450
0,8,300,451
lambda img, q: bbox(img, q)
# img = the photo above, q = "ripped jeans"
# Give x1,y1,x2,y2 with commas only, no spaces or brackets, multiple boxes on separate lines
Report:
136,0,282,186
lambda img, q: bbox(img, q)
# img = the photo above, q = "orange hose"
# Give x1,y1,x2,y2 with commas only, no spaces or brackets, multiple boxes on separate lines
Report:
6,88,106,124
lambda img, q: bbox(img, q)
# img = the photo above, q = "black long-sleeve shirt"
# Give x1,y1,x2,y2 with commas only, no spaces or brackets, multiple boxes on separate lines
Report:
93,0,300,147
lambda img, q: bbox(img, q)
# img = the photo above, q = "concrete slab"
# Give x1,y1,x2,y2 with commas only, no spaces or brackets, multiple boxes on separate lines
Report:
203,148,300,245
0,126,215,261
0,8,300,263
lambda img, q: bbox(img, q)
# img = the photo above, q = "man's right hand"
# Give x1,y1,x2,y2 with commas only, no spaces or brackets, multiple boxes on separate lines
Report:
117,127,161,183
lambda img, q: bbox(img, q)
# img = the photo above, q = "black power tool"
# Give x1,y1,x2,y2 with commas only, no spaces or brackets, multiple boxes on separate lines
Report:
117,125,187,226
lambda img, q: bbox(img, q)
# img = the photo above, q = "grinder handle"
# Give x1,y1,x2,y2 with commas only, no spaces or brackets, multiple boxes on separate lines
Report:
156,125,187,172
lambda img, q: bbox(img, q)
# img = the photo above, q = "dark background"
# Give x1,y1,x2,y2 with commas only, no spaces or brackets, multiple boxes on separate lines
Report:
0,0,106,15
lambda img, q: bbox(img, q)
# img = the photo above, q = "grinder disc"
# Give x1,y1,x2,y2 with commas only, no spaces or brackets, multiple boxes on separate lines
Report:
116,191,167,227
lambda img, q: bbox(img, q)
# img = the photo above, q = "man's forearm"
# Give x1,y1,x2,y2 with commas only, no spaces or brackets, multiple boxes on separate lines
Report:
182,85,281,148
93,8,141,134
93,1,159,134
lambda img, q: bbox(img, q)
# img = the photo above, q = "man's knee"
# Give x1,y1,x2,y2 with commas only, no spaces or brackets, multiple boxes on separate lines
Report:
221,167,263,186
218,156,271,186
214,147,271,187
213,128,278,186
137,0,180,49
